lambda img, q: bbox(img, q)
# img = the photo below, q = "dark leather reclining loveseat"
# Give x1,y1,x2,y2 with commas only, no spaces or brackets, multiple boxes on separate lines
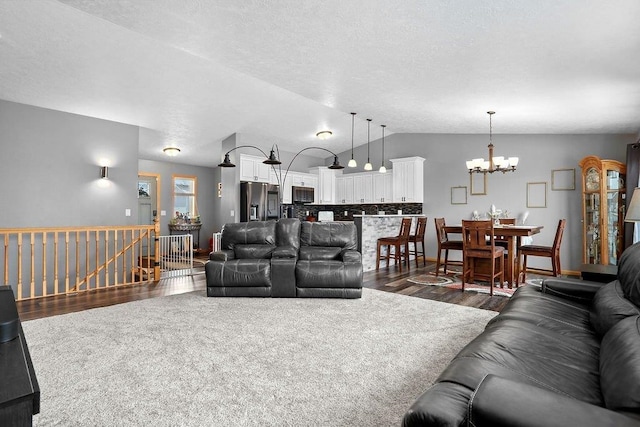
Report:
403,242,640,427
205,218,362,298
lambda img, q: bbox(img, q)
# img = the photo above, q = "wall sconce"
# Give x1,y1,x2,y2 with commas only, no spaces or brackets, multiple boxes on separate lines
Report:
100,166,109,179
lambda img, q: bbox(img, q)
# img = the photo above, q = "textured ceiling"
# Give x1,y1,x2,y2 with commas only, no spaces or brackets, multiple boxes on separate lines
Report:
0,0,639,166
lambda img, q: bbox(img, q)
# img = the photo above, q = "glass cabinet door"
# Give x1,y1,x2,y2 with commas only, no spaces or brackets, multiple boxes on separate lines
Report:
584,191,600,264
605,169,625,264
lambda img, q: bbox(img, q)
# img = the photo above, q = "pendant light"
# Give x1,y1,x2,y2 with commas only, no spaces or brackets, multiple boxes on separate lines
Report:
347,112,357,168
364,119,373,171
465,111,519,174
379,125,387,173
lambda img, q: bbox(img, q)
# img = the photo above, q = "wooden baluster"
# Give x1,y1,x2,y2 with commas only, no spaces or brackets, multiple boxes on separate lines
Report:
17,232,23,300
85,230,90,290
105,229,110,287
42,232,47,297
30,233,35,299
54,232,59,295
75,231,80,289
3,234,8,286
95,230,100,289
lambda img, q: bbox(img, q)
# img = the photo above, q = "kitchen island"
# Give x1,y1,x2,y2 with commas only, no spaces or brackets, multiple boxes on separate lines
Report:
353,214,426,272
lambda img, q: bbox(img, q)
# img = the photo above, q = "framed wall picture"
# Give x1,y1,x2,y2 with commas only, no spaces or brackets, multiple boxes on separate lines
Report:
470,173,487,195
527,182,547,208
551,168,576,191
451,186,467,204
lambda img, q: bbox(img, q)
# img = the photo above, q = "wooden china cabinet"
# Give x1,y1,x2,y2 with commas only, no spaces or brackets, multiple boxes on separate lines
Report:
578,155,626,265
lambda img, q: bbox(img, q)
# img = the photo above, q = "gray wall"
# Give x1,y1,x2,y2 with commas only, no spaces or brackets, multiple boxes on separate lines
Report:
0,99,139,227
336,132,634,273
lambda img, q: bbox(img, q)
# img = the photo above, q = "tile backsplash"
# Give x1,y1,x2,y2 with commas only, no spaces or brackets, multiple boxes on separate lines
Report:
283,202,422,221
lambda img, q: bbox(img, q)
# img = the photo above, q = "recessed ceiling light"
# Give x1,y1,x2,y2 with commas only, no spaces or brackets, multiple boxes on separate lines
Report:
316,130,333,140
163,147,181,156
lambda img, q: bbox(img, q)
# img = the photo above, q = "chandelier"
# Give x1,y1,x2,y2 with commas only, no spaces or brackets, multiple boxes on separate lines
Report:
466,111,518,174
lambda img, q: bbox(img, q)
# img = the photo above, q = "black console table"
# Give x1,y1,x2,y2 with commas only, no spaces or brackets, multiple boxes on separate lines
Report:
0,287,40,426
580,263,618,283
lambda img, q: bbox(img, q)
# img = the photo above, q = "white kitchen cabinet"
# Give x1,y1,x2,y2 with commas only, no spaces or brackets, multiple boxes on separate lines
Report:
353,173,374,203
391,157,425,203
373,172,393,203
239,154,271,182
311,167,338,204
336,175,354,204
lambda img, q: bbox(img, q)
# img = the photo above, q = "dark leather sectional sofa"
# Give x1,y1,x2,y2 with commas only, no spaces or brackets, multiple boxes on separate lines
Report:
403,242,640,427
205,219,362,298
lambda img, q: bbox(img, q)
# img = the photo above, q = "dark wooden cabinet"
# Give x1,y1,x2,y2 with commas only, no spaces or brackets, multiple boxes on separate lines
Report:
0,287,40,426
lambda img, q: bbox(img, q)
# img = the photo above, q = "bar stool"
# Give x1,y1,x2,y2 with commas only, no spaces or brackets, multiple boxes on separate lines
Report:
408,217,427,267
376,217,412,272
434,217,463,276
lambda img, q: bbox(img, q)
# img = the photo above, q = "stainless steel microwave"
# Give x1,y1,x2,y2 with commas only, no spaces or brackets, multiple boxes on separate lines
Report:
292,186,314,203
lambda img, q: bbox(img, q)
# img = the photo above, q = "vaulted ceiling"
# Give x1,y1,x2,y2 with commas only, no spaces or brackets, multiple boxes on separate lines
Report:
0,0,639,166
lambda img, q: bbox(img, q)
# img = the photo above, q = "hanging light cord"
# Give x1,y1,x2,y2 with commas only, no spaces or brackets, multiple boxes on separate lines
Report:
351,113,356,157
381,125,386,167
367,119,371,162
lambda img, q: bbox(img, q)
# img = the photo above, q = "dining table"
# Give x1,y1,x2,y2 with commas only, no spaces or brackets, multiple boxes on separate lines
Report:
446,224,543,287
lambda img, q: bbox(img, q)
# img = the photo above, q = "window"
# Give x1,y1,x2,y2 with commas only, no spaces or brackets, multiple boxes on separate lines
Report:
173,175,198,218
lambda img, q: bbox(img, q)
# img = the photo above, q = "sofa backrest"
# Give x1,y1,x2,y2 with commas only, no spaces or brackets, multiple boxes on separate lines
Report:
276,218,301,249
221,221,276,259
616,242,640,307
299,222,357,260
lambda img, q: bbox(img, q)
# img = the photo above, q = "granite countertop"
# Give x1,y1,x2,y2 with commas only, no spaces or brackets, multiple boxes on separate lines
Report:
353,214,426,217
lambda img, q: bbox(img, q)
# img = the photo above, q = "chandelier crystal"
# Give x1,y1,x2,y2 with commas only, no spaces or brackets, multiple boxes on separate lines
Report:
466,111,518,174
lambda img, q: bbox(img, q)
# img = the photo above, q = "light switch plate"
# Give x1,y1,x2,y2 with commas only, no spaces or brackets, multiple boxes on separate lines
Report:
160,210,166,216
125,209,131,217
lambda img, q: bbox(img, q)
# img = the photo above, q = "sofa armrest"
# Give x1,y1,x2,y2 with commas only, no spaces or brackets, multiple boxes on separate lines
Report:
540,277,605,303
272,245,298,259
340,249,361,263
209,250,234,261
469,375,640,427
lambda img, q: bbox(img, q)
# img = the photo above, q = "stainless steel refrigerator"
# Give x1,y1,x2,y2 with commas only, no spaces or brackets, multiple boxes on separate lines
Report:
240,182,280,222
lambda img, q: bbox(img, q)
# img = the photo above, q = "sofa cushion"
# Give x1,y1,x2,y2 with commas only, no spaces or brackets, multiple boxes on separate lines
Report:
300,222,357,250
600,315,640,411
296,260,362,289
221,221,276,250
616,242,640,307
590,281,640,337
298,246,342,261
234,244,275,259
206,259,272,288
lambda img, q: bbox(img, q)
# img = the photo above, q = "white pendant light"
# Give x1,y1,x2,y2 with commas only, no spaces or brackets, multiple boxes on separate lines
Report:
379,124,387,173
347,112,357,168
364,119,373,171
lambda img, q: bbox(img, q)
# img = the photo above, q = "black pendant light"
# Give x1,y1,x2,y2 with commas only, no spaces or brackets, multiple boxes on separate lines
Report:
379,125,387,173
348,113,357,167
364,119,372,171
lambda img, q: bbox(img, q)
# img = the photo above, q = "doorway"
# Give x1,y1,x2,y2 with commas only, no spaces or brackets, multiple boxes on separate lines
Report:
138,173,160,257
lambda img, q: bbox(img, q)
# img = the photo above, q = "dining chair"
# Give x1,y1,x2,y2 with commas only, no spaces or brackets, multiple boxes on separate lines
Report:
434,218,463,276
376,217,412,272
461,220,504,296
408,217,427,267
519,219,566,282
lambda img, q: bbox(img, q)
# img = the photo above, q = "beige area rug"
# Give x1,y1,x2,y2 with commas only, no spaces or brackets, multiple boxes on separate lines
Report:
23,288,497,426
407,269,544,297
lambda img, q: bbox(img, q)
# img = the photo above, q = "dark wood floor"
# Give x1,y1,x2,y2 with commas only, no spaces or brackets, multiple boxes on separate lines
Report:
16,261,511,321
